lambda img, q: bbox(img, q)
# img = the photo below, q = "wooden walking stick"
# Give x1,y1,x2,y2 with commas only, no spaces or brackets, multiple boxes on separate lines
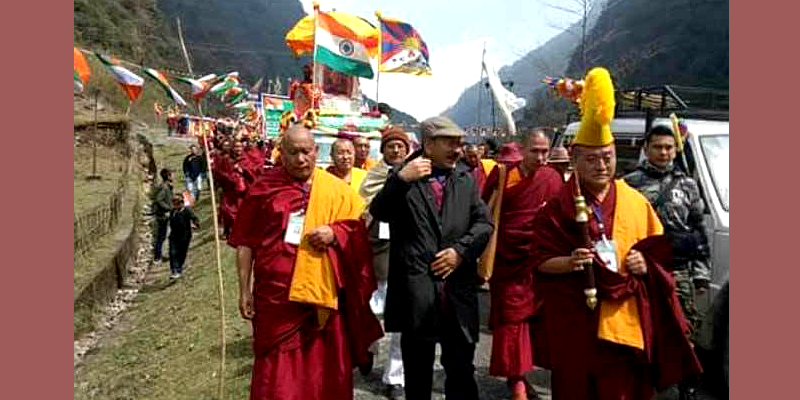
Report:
176,15,226,396
572,168,597,310
199,120,227,400
478,164,507,281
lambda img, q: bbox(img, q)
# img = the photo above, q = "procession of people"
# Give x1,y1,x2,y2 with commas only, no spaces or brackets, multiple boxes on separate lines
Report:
149,66,711,400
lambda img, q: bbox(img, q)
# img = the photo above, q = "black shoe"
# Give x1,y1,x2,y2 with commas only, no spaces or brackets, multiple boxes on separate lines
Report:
386,384,404,400
357,352,374,377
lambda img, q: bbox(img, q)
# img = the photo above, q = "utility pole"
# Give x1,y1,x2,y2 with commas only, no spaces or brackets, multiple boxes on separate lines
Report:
87,88,102,181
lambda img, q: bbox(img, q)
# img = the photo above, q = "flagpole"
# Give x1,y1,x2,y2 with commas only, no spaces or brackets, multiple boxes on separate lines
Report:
176,15,226,400
312,2,320,91
375,11,382,106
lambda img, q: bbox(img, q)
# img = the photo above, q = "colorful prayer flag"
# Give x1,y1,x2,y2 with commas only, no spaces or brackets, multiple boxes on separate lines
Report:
378,16,432,76
143,68,187,107
315,10,376,79
95,53,144,102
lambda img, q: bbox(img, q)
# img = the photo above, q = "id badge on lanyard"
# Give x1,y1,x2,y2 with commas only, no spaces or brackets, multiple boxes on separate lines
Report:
378,222,390,240
591,204,619,273
284,210,306,245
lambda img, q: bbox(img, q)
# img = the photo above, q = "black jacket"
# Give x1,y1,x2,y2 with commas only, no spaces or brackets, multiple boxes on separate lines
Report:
169,207,199,242
370,151,493,343
183,153,207,180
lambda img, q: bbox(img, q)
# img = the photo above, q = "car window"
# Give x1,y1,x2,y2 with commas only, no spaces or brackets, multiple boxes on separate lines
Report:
698,135,729,211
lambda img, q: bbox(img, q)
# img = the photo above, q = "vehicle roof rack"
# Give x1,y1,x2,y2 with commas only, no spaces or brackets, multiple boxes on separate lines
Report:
563,85,729,130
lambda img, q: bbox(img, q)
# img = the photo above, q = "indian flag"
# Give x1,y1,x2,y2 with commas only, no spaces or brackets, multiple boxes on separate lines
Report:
174,74,218,101
74,47,91,93
210,72,239,95
95,53,144,102
143,68,187,107
315,10,375,79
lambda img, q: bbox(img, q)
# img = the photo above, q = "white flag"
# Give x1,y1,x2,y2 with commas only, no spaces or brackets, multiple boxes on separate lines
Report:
482,45,526,135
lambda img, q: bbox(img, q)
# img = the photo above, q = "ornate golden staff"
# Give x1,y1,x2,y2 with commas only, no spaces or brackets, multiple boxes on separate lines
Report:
572,168,597,310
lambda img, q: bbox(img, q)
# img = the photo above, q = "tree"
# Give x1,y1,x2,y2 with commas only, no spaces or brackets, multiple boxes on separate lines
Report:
539,0,602,74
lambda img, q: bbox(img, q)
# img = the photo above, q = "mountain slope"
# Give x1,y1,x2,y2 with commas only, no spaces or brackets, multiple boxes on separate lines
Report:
565,0,729,89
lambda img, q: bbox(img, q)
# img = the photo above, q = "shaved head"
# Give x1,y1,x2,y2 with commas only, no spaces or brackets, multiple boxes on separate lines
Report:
520,128,551,175
331,138,354,155
521,128,551,148
282,124,315,149
330,138,355,174
281,125,317,181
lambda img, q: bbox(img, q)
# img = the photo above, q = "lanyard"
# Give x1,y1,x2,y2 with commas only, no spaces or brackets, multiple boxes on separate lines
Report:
591,203,608,239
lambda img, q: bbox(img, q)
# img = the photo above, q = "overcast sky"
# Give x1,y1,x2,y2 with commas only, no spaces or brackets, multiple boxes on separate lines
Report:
297,0,578,121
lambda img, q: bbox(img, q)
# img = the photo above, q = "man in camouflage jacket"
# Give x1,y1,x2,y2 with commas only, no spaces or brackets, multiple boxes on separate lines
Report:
624,126,711,340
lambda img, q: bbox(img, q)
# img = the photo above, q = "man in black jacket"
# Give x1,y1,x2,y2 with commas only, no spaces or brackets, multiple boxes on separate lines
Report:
183,144,207,202
168,195,200,279
370,116,493,400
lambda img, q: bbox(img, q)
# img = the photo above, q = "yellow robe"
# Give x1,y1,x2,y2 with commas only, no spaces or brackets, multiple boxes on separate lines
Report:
288,168,366,325
596,179,664,350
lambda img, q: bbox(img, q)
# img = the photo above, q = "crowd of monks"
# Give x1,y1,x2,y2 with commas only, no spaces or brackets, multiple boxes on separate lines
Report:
197,69,702,400
193,98,702,399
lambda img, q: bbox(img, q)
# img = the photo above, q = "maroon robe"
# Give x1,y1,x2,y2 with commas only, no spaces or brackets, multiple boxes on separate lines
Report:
470,164,488,194
530,177,702,400
214,155,247,236
229,167,383,400
481,165,563,377
241,147,267,184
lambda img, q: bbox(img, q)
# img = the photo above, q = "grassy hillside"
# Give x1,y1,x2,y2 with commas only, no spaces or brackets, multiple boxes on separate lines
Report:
74,137,255,400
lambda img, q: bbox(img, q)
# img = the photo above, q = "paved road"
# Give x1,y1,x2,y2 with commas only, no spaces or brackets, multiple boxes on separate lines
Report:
354,292,724,400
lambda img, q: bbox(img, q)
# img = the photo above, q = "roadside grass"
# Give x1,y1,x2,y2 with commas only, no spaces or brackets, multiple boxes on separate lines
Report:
73,144,128,216
75,134,254,400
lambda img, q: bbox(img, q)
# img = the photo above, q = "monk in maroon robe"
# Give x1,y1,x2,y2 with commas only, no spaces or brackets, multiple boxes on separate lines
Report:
230,125,382,400
530,143,702,400
215,141,247,238
481,130,562,400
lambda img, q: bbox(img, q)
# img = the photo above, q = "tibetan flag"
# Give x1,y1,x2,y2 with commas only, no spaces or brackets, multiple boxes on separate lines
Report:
210,72,239,96
175,73,218,101
95,53,144,102
143,68,187,107
315,10,376,79
74,48,91,92
378,16,432,76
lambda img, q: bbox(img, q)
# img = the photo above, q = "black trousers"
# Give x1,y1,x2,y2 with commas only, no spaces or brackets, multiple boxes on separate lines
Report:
400,309,478,400
168,237,190,274
153,218,169,261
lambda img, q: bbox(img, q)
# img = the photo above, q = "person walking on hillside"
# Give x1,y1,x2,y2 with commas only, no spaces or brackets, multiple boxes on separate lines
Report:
183,145,206,202
152,168,174,264
167,195,200,279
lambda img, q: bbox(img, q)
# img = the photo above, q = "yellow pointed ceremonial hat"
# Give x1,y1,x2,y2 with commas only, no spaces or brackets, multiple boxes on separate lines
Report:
573,67,615,147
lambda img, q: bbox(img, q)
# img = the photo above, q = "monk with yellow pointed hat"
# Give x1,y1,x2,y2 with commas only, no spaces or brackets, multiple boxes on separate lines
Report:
530,67,703,400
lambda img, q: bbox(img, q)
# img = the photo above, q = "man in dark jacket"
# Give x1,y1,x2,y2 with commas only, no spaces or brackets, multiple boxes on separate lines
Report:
152,168,173,263
370,116,493,400
168,195,200,279
183,144,207,202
